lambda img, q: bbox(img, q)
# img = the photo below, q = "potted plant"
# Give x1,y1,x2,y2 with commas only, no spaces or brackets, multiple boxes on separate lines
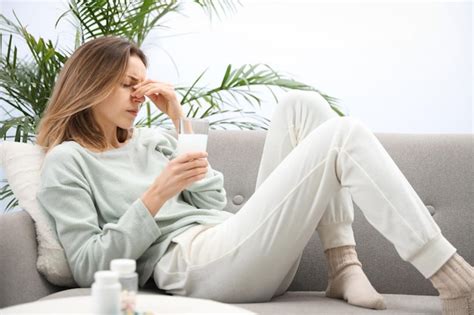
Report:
0,0,344,211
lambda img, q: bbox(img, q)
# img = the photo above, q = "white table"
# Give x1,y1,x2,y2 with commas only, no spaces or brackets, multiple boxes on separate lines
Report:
1,294,255,314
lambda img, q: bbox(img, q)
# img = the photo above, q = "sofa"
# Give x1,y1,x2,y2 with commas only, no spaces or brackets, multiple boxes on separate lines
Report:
1,130,473,314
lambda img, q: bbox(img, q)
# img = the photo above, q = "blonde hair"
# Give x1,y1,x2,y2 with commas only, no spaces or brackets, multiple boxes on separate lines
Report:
36,36,147,152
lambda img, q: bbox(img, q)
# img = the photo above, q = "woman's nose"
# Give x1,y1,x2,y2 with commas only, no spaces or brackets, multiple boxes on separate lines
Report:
131,94,145,103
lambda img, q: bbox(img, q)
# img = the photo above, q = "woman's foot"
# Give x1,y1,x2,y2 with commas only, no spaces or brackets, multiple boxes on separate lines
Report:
430,253,474,315
325,245,386,310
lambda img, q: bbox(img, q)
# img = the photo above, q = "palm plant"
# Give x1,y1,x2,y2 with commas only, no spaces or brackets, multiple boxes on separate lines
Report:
0,0,344,211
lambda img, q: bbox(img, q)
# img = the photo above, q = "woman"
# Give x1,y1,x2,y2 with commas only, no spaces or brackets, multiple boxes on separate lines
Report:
36,36,473,313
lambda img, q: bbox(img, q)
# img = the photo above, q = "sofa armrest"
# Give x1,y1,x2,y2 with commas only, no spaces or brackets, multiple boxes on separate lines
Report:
0,210,62,308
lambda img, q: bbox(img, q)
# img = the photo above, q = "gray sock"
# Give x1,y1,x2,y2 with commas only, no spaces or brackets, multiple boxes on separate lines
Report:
430,253,474,315
324,245,386,310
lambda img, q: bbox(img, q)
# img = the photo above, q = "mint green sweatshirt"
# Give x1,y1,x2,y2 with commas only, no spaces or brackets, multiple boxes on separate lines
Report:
36,127,233,288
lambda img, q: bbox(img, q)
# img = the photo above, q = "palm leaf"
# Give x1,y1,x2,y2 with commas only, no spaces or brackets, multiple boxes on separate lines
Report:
0,183,19,212
0,116,35,142
171,63,343,130
192,0,242,21
62,0,181,46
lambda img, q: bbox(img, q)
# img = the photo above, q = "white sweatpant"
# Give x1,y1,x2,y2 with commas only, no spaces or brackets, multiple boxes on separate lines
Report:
153,91,456,303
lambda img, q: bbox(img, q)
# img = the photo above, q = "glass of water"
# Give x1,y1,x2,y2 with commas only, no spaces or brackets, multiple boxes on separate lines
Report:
176,118,209,156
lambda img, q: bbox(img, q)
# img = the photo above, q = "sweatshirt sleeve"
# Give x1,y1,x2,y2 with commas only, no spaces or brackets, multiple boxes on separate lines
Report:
36,149,162,287
181,166,228,210
154,129,228,210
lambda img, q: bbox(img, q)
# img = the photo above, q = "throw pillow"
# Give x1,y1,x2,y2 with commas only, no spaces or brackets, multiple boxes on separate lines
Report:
0,141,76,287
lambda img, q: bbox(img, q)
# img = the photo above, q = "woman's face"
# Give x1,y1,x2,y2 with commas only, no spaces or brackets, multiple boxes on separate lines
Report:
93,54,147,132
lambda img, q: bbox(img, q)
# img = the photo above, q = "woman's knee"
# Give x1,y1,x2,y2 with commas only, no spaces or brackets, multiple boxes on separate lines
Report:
329,116,372,148
338,116,371,134
272,91,339,131
277,90,333,115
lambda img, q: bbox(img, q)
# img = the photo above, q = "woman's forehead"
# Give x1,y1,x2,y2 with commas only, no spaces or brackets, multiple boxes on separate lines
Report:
126,74,144,82
126,56,147,81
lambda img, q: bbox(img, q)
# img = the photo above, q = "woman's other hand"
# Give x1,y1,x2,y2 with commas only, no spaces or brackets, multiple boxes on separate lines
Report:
132,79,184,121
140,151,209,216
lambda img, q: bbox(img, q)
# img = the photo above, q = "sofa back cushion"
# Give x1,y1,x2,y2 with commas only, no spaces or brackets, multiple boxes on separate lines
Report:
207,131,473,295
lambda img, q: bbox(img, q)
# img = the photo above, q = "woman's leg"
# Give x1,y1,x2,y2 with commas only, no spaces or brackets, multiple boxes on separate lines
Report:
155,99,459,306
256,91,356,251
255,91,384,309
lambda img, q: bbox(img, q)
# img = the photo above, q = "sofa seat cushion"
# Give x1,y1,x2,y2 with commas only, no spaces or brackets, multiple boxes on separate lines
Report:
239,291,441,314
41,289,441,314
39,287,168,301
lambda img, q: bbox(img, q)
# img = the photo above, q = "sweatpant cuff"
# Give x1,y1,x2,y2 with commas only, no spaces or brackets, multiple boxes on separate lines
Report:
316,221,356,251
408,233,457,279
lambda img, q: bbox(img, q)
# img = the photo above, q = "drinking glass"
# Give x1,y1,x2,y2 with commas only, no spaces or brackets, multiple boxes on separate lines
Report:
176,118,209,156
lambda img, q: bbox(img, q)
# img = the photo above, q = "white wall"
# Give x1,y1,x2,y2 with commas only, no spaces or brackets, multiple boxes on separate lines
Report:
0,0,472,212
147,0,473,134
1,0,472,133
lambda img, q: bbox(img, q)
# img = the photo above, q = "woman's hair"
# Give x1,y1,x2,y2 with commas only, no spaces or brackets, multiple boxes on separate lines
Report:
36,36,147,152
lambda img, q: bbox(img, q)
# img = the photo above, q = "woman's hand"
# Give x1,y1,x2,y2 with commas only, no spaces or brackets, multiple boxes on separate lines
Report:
141,151,209,216
132,79,184,121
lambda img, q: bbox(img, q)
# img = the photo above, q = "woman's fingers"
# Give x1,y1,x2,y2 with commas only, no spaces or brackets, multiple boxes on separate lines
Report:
133,80,174,97
132,83,161,97
173,152,208,163
180,158,208,171
132,79,154,91
134,79,172,88
139,86,162,98
181,166,209,181
134,85,175,104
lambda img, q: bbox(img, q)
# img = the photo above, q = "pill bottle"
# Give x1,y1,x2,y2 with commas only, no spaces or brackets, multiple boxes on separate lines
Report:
91,270,121,315
110,259,138,312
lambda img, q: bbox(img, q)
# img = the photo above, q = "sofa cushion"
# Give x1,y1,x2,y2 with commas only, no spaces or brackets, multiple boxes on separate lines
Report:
0,211,63,307
40,289,441,314
39,288,166,301
0,141,76,287
238,292,441,314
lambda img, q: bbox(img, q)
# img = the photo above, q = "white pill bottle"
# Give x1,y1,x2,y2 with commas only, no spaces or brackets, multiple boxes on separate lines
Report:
110,259,138,313
91,270,121,315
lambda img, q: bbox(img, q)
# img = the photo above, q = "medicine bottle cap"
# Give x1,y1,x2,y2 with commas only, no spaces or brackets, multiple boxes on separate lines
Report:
110,259,136,274
94,271,119,285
